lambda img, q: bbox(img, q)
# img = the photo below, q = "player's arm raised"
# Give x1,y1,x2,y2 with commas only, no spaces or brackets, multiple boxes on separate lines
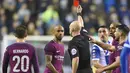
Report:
45,55,58,73
77,5,88,37
77,5,84,27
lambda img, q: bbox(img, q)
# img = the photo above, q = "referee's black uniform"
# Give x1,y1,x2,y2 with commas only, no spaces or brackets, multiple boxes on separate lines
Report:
68,27,93,73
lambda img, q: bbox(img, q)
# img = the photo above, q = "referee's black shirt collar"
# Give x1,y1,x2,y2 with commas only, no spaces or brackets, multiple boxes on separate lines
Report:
72,35,82,40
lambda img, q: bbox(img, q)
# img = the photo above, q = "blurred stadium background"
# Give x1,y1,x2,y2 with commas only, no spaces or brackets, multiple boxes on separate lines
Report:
0,0,130,73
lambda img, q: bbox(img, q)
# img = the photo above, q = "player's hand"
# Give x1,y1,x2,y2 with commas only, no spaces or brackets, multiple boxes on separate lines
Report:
96,68,104,73
77,5,82,13
87,35,97,43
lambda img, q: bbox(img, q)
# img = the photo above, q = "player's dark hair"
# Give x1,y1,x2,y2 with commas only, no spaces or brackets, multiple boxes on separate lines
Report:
111,22,121,27
116,24,129,35
15,25,27,38
99,25,108,29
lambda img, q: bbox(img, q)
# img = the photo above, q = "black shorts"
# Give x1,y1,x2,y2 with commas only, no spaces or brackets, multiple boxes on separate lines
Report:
76,68,93,73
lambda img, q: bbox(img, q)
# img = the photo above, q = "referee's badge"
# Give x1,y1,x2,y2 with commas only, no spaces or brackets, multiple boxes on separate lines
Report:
71,48,77,55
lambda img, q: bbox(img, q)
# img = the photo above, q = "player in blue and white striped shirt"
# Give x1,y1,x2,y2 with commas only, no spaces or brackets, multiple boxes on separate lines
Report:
92,26,110,73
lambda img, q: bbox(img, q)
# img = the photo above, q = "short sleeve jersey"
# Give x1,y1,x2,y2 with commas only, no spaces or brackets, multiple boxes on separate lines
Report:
44,40,64,73
92,44,107,66
68,27,91,70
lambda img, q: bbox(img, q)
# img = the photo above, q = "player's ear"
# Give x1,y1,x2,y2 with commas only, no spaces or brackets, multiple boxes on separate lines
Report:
24,33,27,37
14,29,17,37
14,33,17,37
121,31,125,36
51,29,55,35
14,32,18,37
24,30,28,37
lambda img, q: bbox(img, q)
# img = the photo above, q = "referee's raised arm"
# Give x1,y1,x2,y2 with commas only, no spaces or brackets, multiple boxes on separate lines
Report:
77,5,89,38
68,5,93,73
77,5,84,27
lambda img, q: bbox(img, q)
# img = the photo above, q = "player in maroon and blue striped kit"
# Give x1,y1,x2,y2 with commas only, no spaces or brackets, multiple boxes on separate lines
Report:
2,25,39,73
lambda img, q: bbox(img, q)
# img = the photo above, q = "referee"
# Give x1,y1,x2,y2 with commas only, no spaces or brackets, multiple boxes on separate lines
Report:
68,5,93,73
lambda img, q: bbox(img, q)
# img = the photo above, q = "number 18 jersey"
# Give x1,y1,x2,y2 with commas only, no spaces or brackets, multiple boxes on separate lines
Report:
2,42,39,73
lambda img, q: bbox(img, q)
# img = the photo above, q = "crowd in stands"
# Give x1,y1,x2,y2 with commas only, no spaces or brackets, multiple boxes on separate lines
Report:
0,0,130,36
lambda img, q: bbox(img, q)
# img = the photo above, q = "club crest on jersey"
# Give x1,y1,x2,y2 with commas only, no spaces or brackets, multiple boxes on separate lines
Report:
71,48,77,55
117,46,123,50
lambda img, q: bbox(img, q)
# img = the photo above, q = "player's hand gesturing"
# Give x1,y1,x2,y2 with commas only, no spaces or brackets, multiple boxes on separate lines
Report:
77,5,82,13
87,35,97,43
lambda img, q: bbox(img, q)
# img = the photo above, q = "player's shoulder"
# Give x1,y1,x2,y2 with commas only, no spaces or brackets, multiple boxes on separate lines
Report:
46,40,55,46
80,27,88,34
22,43,36,53
80,27,89,38
10,42,34,49
6,43,18,49
25,43,35,48
69,36,82,47
44,40,55,49
92,44,100,50
118,42,125,49
72,35,84,42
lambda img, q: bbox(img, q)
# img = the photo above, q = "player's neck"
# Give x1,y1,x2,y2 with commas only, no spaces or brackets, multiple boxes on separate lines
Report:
16,38,25,43
112,35,115,39
119,36,126,44
53,38,61,44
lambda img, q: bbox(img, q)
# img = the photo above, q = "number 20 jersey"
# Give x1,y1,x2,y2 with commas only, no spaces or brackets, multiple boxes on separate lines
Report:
2,42,39,73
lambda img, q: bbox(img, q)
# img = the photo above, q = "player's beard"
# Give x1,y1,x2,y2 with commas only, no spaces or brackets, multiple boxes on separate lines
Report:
101,36,107,43
102,40,107,43
56,36,62,41
109,32,115,38
115,36,119,41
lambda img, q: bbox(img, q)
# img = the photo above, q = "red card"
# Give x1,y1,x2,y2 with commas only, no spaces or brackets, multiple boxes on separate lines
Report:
73,0,79,7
